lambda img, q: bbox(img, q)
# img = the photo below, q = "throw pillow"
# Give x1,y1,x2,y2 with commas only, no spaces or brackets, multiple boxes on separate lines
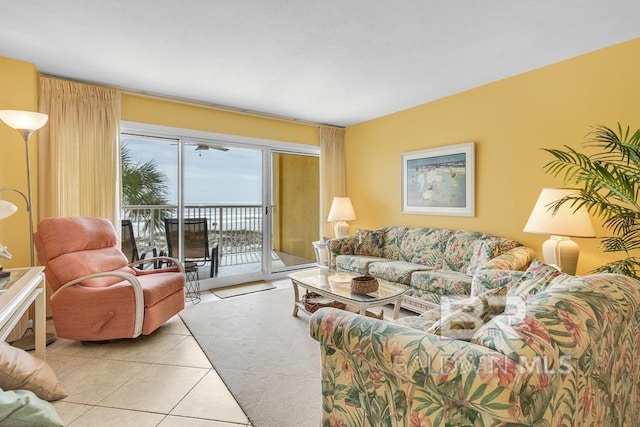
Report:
0,342,67,401
0,388,64,427
355,228,385,257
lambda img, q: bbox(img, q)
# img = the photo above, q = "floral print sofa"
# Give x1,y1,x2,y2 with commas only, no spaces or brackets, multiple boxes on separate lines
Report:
310,263,640,426
327,226,535,312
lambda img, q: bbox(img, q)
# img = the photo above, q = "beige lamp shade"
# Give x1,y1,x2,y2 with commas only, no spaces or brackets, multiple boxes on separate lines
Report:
523,188,595,237
0,110,49,131
327,197,357,238
524,188,595,275
0,200,18,220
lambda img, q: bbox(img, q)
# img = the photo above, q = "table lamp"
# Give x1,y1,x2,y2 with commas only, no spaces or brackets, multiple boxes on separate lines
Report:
327,197,356,238
523,188,595,275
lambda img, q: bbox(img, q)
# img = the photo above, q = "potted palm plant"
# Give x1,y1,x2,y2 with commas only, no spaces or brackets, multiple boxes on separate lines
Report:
543,124,640,279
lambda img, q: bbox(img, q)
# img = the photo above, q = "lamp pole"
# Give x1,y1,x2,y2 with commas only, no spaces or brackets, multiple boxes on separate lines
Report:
0,187,33,266
0,110,48,266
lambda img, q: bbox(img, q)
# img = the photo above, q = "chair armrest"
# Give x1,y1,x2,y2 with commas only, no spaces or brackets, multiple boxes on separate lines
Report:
310,308,546,424
51,271,145,338
485,246,535,271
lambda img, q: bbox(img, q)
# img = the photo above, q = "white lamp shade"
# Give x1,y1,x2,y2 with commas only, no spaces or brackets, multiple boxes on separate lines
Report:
0,110,48,131
523,188,595,238
0,200,18,220
327,197,357,222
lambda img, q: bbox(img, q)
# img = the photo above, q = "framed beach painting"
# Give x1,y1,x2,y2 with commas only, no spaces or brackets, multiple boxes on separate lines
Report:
401,142,475,216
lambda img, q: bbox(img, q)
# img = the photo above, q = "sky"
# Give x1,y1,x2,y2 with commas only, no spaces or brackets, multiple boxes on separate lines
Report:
122,135,262,205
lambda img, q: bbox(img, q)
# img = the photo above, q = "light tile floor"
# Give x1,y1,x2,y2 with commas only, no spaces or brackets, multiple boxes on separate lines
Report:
42,277,410,426
45,283,268,427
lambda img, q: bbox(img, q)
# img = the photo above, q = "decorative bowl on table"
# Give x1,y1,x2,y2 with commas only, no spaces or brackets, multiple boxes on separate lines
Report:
350,275,378,294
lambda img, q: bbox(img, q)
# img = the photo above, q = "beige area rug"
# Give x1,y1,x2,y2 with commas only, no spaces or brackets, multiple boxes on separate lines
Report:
180,288,321,427
211,281,276,299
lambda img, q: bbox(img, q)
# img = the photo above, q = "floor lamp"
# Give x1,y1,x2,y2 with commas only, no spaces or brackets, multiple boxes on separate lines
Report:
0,109,56,349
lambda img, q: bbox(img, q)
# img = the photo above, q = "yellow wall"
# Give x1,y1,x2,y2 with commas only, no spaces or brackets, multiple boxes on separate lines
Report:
278,153,319,259
344,38,640,275
121,94,319,146
0,56,40,268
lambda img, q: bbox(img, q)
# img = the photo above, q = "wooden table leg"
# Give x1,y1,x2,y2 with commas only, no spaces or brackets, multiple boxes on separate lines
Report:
34,274,46,360
392,299,402,320
292,280,300,317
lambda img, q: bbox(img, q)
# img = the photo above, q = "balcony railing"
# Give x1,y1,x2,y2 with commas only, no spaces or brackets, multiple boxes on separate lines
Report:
123,204,264,264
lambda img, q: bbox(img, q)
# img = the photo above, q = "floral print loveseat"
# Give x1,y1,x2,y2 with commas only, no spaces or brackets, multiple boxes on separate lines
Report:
310,263,640,426
327,226,534,312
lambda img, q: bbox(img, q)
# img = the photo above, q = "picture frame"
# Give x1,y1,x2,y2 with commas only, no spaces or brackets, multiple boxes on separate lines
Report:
401,142,475,216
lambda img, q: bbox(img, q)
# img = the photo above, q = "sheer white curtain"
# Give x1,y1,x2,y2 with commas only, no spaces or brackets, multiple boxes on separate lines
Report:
38,77,121,225
319,126,346,238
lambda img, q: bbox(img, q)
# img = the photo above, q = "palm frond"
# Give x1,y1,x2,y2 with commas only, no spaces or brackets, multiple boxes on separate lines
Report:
543,123,640,280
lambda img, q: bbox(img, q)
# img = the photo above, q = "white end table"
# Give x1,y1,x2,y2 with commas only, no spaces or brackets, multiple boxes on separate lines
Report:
0,267,47,359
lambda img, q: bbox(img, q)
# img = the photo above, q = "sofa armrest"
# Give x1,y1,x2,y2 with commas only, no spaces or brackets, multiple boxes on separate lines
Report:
485,246,535,271
310,308,546,424
327,236,357,269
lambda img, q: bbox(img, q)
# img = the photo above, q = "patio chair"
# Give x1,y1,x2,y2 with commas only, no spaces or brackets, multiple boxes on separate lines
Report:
121,219,158,268
34,216,186,341
163,217,219,277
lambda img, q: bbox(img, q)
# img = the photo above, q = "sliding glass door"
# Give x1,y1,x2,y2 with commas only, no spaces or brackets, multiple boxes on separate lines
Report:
121,126,319,287
183,141,265,280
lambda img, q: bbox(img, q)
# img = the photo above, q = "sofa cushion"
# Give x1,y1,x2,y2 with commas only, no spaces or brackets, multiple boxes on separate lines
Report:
399,227,450,267
137,271,187,307
426,306,484,341
466,239,498,275
382,226,409,260
394,308,443,331
407,284,510,339
442,230,485,272
336,255,387,275
410,269,473,295
355,228,385,257
368,260,433,285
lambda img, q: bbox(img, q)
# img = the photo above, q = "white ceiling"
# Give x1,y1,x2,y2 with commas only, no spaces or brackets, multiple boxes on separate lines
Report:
1,1,639,127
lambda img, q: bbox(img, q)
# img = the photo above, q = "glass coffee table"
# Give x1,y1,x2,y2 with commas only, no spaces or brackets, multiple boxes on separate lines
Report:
288,268,408,320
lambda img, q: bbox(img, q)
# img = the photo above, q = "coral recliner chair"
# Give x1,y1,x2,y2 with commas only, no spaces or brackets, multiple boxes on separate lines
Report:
34,216,186,341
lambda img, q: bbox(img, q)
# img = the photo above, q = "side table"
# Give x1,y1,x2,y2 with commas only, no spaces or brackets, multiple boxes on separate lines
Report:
184,262,201,304
0,267,47,359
